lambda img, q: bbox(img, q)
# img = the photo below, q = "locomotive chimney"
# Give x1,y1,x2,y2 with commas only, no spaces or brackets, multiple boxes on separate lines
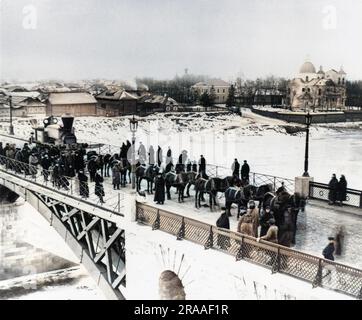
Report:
61,114,74,133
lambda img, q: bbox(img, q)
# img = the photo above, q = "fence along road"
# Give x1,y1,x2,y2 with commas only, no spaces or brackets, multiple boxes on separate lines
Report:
136,202,362,299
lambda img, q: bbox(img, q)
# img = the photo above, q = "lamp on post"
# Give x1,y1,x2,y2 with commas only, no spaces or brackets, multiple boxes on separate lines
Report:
303,110,312,177
129,115,139,189
8,96,14,135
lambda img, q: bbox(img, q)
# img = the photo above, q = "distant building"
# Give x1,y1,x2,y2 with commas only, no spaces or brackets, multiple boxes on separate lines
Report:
287,61,347,111
96,89,140,116
46,92,98,116
254,88,284,107
137,94,178,115
96,89,178,116
0,91,46,117
191,79,230,104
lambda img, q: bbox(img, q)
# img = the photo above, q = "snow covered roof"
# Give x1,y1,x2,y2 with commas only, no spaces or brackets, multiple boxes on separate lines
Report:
119,91,138,100
48,92,97,105
193,79,230,88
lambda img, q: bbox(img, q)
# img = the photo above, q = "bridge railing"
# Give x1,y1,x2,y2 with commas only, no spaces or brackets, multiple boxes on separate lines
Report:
83,143,296,193
309,182,362,208
0,155,125,216
136,202,362,299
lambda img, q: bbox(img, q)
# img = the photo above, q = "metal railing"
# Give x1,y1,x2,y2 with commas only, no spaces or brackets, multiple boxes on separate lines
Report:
0,154,125,216
205,163,294,193
136,202,362,299
309,182,362,208
1,133,295,194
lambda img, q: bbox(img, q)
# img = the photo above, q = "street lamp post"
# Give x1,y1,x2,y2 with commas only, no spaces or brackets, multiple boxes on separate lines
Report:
303,111,312,177
8,96,14,135
129,115,138,189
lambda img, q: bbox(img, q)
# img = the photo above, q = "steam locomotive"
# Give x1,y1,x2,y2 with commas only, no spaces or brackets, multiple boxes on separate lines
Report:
32,115,78,147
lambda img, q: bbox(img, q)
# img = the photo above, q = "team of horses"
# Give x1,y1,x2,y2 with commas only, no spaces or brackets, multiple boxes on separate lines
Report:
110,160,304,247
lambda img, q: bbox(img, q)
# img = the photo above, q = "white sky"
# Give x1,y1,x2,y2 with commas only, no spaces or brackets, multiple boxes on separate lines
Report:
0,0,361,81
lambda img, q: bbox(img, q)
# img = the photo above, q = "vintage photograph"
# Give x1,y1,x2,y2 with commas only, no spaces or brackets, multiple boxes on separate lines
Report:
0,0,361,303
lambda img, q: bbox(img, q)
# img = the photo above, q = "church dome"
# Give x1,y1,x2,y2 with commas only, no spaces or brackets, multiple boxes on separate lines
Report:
299,61,316,74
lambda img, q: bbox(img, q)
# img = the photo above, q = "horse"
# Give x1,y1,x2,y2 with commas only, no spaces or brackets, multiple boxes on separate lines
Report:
261,191,303,246
164,171,189,203
135,164,160,193
224,186,250,218
194,175,219,210
185,171,199,197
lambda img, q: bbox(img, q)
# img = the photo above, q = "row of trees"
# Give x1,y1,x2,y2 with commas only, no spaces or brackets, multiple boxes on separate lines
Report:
136,73,289,108
135,74,208,105
346,80,362,106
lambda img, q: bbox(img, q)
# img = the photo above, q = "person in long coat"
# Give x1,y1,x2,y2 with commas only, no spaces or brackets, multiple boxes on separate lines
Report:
112,164,121,190
247,200,259,237
154,173,165,204
259,206,274,237
237,213,254,236
88,157,98,182
78,170,89,198
231,159,240,178
216,211,230,249
336,175,347,205
95,172,105,203
149,146,155,165
328,174,338,205
241,160,250,183
157,146,163,167
322,237,335,261
198,155,206,178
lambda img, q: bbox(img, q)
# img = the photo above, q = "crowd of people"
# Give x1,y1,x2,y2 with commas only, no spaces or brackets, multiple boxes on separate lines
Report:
0,140,347,262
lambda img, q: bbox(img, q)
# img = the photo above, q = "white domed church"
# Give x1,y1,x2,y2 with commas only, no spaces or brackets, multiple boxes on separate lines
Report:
287,61,347,111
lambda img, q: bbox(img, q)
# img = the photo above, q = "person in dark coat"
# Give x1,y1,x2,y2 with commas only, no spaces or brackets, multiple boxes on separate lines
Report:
120,143,128,160
165,161,174,174
336,175,347,206
241,160,250,183
186,160,192,172
231,159,240,178
154,173,165,204
74,151,85,173
41,155,51,181
198,155,206,178
78,170,89,198
322,237,335,261
192,161,198,173
328,174,338,205
103,153,112,177
157,146,163,167
88,157,97,182
95,172,105,203
216,211,230,249
276,182,286,195
112,164,121,190
259,206,275,237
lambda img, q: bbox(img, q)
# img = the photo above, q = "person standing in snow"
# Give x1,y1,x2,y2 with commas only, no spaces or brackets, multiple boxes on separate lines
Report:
231,159,240,178
157,146,163,167
322,237,335,261
328,174,338,205
241,160,250,184
336,175,347,206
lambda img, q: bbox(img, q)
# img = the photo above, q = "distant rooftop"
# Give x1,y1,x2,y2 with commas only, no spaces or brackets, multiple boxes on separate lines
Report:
193,79,230,87
48,92,97,105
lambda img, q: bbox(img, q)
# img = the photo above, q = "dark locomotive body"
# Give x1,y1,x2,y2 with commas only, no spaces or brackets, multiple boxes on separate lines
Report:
32,115,79,148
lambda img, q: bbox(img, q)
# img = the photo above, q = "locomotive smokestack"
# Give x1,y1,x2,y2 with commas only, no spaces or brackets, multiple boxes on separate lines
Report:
61,114,74,133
